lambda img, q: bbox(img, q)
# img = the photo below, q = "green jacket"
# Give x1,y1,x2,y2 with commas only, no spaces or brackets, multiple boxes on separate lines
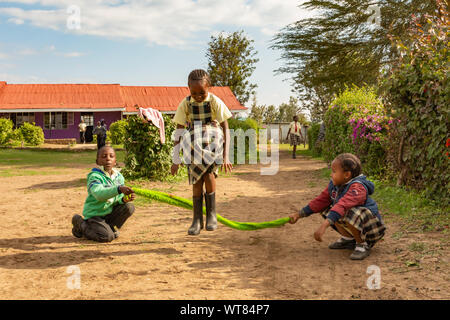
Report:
82,167,125,219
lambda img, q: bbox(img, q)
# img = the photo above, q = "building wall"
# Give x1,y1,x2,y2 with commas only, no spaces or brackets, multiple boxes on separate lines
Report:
40,111,122,141
94,111,122,130
41,112,80,140
263,122,307,144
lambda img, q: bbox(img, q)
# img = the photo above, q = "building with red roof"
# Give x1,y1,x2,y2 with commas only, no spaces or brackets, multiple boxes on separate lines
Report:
0,81,246,142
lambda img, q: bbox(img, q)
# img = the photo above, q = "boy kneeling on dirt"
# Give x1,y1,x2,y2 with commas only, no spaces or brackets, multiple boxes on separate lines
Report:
71,146,135,242
289,153,386,260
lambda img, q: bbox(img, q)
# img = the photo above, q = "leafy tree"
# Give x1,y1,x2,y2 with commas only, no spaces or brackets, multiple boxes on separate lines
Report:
248,96,266,125
278,96,306,122
271,0,438,121
263,105,278,123
207,30,259,105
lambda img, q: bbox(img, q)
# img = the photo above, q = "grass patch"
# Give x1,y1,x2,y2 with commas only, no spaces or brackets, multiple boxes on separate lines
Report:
0,168,64,177
0,148,125,168
371,179,449,232
279,143,326,160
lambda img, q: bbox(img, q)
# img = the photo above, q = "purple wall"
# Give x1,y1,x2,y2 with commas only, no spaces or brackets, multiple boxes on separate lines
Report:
94,111,122,130
40,111,122,141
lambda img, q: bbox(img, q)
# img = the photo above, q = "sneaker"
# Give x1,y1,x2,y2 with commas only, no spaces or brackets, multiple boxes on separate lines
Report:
329,238,356,249
71,214,84,238
350,243,371,260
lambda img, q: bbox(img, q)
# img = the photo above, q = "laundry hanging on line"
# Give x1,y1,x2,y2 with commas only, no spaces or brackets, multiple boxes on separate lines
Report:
138,107,166,144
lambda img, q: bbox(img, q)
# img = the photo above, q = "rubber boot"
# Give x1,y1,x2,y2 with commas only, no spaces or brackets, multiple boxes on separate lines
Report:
205,192,218,231
188,195,204,235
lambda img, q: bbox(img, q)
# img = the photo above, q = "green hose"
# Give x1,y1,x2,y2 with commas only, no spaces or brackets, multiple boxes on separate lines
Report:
133,187,290,231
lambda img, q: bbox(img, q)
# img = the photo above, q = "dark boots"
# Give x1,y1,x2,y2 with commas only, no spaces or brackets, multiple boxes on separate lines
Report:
188,195,204,235
205,192,218,231
188,192,218,235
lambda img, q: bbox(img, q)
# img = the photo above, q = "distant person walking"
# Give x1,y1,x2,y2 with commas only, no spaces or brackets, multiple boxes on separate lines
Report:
78,119,87,144
286,115,304,159
93,120,107,149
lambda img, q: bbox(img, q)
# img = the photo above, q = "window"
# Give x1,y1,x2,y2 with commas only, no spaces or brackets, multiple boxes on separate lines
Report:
0,113,35,128
43,112,72,130
81,112,94,126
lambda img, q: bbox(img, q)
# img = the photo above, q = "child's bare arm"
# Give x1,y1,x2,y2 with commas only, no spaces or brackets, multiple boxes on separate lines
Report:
220,120,233,173
314,219,331,242
171,124,186,175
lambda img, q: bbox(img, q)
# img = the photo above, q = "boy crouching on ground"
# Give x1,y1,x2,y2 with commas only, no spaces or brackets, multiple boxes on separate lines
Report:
72,146,135,242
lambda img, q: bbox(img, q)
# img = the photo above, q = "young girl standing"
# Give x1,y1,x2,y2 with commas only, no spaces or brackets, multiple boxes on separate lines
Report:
171,69,233,235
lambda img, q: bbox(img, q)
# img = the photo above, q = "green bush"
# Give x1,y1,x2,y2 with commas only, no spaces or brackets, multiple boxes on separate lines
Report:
92,130,112,144
121,115,176,180
228,117,260,164
307,123,322,157
322,85,389,176
0,118,14,145
109,120,128,145
18,122,44,146
382,2,450,204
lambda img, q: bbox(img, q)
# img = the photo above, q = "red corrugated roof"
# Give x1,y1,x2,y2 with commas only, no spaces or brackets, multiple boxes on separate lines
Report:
120,86,246,112
0,82,247,112
0,83,124,110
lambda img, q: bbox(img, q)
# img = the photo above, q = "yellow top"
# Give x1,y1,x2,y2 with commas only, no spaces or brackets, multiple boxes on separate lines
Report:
172,92,232,126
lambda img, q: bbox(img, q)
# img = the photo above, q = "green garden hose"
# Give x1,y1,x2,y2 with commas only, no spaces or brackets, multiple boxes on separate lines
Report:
133,187,290,231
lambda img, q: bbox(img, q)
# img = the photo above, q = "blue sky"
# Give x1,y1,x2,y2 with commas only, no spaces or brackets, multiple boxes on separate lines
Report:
0,0,311,109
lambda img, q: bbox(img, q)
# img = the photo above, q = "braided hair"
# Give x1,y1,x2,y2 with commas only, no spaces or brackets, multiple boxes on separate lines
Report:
188,69,211,87
334,153,362,178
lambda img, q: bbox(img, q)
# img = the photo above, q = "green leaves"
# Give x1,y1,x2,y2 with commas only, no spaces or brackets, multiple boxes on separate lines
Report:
109,119,128,145
381,1,450,206
18,122,44,146
122,115,177,181
206,30,259,105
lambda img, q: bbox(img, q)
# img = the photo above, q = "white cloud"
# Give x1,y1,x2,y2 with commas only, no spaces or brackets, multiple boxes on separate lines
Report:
7,17,24,24
0,52,8,59
0,0,309,47
58,51,85,57
17,48,37,55
0,72,47,83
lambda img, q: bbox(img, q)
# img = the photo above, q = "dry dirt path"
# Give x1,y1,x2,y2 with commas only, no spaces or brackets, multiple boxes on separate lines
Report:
0,151,448,299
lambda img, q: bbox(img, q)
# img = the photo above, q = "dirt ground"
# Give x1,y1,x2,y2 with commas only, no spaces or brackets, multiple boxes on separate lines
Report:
0,150,448,300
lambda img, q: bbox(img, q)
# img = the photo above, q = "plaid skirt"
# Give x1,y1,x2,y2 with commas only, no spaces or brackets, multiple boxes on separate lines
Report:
321,206,386,247
289,133,302,146
180,122,223,185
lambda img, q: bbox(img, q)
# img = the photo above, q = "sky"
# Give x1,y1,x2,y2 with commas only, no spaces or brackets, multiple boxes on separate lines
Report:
0,0,312,110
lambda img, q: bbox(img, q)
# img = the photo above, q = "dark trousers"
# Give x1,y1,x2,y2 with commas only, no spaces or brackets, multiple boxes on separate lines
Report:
97,135,106,149
81,203,135,242
80,131,85,143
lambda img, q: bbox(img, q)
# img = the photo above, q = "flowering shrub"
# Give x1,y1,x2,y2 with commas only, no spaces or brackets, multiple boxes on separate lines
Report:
348,114,394,177
322,86,389,176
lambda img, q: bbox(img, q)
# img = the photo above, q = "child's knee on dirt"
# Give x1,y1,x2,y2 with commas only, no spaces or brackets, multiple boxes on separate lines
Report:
73,146,136,242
